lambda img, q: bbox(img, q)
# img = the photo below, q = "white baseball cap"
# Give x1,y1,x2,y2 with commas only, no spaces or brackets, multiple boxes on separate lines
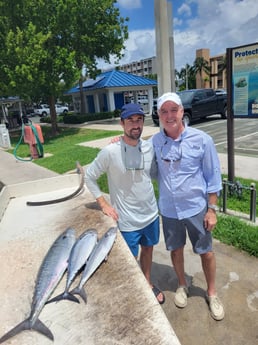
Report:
157,92,182,110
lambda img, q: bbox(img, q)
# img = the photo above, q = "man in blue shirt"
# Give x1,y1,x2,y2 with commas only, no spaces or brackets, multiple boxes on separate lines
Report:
152,92,225,320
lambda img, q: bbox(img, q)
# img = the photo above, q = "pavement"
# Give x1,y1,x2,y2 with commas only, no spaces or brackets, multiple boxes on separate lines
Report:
0,121,258,345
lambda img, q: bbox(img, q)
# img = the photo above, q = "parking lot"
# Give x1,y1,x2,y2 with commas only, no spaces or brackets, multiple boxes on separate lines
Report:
144,114,258,159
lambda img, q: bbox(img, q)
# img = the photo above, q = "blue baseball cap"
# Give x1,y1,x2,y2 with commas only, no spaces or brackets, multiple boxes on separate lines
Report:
121,103,145,119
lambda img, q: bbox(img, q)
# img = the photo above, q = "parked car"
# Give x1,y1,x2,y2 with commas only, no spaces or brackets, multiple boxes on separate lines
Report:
55,104,69,115
215,88,227,95
34,104,68,117
178,88,227,124
34,104,50,117
151,88,227,126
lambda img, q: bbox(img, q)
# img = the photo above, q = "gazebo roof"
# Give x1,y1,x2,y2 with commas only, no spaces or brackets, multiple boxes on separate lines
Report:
66,70,157,94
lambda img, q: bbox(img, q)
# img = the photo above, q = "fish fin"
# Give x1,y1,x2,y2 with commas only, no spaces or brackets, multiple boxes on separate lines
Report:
0,318,54,343
33,319,54,341
70,286,87,304
46,292,80,304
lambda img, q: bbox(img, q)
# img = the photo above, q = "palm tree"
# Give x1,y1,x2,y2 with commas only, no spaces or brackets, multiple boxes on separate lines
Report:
176,65,196,90
192,57,210,88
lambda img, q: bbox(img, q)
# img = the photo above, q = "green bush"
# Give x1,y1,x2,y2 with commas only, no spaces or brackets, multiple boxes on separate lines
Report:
63,110,120,124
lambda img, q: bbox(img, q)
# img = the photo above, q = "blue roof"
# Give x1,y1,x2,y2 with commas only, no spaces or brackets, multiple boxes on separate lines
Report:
66,70,157,94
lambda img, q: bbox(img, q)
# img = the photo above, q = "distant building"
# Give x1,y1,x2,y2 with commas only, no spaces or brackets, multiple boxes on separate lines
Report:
116,49,226,90
196,48,226,90
118,56,157,77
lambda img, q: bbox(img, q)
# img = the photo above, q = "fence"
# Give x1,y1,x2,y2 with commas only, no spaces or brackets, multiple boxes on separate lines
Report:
221,179,257,223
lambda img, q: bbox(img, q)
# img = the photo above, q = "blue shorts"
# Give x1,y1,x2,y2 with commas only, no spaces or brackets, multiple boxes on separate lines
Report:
162,207,212,254
120,217,160,257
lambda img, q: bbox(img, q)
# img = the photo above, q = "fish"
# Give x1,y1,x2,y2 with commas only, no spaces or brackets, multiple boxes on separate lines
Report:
46,228,98,304
0,227,76,343
70,226,117,303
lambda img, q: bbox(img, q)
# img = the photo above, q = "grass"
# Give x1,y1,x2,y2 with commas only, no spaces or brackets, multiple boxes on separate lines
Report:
10,126,122,173
8,125,258,258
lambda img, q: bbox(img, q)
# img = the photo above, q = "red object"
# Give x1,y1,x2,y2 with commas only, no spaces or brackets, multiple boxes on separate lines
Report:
24,124,44,145
23,124,44,159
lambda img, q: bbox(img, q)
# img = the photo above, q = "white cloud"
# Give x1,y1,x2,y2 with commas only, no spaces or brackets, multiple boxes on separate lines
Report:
99,0,258,72
178,3,192,17
98,29,156,70
173,0,258,69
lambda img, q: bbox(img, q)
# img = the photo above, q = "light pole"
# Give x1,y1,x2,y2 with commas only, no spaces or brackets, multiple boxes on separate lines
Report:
185,64,189,90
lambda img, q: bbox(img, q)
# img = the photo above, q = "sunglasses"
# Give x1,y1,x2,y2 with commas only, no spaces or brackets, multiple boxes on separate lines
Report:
161,140,182,162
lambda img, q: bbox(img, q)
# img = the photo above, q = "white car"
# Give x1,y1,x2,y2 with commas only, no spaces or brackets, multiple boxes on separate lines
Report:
34,104,50,117
34,104,68,117
55,104,69,115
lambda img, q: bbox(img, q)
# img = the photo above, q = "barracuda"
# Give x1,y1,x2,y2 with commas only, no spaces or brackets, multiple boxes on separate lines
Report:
70,227,117,303
0,228,76,343
46,228,98,304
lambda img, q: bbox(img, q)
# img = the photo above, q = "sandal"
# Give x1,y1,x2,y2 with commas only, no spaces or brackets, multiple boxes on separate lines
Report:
152,285,165,305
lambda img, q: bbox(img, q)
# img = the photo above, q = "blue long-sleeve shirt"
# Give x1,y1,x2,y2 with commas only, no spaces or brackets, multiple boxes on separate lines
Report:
152,126,222,220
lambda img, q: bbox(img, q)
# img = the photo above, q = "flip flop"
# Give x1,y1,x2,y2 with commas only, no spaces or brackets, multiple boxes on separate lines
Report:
152,285,165,305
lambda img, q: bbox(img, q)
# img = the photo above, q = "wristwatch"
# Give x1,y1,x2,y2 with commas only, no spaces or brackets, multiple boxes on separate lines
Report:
208,204,219,212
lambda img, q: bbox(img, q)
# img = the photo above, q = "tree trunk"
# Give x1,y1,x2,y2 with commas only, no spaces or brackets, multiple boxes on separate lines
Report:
79,76,86,114
49,95,59,136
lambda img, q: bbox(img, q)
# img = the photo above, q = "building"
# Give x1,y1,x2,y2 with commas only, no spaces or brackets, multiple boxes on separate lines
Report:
117,49,226,91
196,48,227,90
118,56,157,77
66,70,157,114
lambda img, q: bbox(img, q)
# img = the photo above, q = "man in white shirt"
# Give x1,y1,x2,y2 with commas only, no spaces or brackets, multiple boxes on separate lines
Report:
85,103,165,304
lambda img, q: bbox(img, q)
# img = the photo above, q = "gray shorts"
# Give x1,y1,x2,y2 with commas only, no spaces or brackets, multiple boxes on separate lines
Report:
161,207,213,254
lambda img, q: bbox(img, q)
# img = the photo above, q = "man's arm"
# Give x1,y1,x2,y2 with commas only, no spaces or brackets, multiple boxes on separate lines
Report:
85,149,119,222
204,192,218,231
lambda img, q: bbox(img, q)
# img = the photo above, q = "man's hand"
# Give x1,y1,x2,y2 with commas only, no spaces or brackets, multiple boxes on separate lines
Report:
101,204,119,221
204,209,217,231
110,136,121,144
96,195,119,221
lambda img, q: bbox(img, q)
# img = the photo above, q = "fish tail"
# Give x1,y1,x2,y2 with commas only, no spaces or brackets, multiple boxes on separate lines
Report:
46,291,80,304
0,318,54,343
70,286,87,304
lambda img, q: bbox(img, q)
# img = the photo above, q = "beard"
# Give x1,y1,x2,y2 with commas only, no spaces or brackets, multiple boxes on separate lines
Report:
124,127,142,140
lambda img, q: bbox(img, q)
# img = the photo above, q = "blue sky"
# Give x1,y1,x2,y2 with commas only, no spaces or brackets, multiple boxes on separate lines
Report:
98,0,258,71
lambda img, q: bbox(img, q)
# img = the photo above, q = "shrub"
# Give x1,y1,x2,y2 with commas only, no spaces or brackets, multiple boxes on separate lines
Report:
63,111,119,124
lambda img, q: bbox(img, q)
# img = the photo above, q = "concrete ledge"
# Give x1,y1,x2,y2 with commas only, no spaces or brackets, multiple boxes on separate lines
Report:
6,173,80,198
0,186,10,221
0,177,181,345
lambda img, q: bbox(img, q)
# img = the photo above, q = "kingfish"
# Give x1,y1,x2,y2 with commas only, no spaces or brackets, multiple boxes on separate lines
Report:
0,228,76,343
70,227,117,303
46,228,98,304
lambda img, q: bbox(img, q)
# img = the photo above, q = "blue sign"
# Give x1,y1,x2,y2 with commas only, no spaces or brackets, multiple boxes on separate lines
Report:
232,42,258,118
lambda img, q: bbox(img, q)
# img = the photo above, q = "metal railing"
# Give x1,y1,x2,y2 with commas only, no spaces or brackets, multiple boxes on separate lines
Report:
221,179,257,223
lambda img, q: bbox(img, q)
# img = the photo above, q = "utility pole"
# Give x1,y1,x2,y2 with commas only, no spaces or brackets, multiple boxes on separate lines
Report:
186,64,189,90
154,0,175,96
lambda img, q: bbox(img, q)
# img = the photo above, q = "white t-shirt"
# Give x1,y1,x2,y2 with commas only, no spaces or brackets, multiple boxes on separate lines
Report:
85,139,158,232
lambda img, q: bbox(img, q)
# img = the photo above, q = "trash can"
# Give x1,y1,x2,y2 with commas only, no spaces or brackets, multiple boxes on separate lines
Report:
0,124,11,149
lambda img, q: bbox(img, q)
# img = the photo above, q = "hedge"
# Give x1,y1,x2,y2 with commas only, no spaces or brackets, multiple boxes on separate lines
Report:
40,109,121,124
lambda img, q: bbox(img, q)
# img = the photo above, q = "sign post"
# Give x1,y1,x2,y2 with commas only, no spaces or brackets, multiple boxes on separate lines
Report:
227,42,258,181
